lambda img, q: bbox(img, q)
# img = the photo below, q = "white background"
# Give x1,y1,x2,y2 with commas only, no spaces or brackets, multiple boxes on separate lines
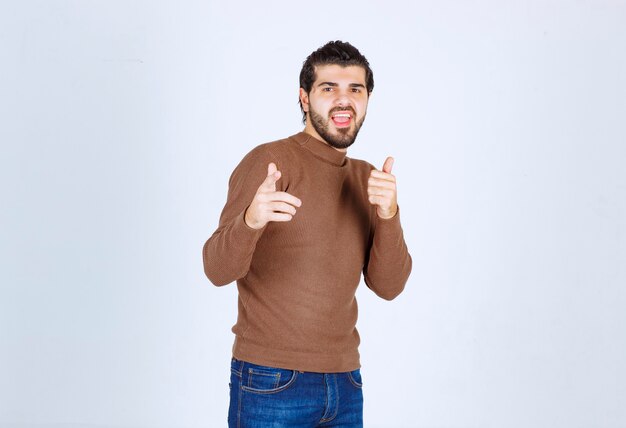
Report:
1,1,625,427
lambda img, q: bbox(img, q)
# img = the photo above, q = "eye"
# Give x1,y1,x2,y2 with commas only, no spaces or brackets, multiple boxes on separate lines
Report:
351,88,362,93
322,87,334,92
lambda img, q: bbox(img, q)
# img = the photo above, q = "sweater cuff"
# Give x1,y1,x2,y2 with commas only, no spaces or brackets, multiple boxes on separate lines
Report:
374,205,403,232
232,207,266,244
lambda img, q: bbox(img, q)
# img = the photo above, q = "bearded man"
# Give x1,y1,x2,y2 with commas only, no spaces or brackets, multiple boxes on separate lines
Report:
203,40,412,427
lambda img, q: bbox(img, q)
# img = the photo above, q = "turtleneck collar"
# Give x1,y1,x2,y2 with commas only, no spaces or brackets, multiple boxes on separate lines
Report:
291,131,347,167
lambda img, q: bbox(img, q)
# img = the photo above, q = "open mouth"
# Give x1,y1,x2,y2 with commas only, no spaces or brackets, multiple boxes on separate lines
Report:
331,112,352,127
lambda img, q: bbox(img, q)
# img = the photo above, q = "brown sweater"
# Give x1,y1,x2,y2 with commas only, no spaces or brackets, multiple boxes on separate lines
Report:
203,132,412,372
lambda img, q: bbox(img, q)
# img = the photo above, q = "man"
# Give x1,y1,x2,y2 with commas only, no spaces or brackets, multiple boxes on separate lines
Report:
203,41,412,427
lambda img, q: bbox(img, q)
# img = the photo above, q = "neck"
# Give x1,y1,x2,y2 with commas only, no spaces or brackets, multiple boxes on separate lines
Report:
302,124,348,153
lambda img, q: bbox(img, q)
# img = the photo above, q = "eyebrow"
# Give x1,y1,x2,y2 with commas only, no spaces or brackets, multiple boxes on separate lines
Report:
317,82,367,89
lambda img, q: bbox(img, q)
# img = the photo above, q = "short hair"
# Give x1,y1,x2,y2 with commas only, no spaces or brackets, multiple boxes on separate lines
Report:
298,41,374,124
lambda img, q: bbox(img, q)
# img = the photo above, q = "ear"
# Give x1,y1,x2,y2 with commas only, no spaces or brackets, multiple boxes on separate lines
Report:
299,88,310,112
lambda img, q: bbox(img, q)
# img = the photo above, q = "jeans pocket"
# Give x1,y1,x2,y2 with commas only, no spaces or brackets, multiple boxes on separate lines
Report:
348,369,363,388
240,361,298,394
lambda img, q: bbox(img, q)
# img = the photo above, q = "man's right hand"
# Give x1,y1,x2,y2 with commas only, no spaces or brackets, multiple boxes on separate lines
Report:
244,162,302,230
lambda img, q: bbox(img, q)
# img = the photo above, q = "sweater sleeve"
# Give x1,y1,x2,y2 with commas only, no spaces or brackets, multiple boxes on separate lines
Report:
363,207,412,300
202,146,278,286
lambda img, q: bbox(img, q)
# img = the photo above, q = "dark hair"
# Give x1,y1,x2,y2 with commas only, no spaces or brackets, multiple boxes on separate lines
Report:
299,41,374,124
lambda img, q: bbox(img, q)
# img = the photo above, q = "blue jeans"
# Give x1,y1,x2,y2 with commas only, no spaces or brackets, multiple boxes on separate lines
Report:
228,358,364,427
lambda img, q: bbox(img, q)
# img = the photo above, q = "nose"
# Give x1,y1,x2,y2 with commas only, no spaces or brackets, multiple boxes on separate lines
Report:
335,89,351,107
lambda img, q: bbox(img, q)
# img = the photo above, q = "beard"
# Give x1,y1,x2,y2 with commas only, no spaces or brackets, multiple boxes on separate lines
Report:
309,106,366,150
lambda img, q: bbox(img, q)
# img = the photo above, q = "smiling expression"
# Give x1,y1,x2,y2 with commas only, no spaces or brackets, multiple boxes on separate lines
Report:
300,64,370,150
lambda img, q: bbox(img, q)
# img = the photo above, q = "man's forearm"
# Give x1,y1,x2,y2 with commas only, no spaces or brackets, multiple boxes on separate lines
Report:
363,210,412,300
202,209,265,286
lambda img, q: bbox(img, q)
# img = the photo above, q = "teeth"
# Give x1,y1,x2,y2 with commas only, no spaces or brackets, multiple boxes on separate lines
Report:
333,113,351,118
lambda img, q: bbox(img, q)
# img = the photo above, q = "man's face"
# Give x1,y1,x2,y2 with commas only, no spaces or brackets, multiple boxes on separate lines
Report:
300,64,369,150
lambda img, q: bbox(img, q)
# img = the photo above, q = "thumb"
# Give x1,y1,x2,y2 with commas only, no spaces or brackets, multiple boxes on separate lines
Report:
382,156,394,174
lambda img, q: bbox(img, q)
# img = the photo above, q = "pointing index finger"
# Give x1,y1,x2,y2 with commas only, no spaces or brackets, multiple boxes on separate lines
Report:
267,162,277,176
261,163,281,189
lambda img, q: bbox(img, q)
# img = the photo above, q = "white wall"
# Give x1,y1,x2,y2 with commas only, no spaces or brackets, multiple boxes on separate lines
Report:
1,1,625,427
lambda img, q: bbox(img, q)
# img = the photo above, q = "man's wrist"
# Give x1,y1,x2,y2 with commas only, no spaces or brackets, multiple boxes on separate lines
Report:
243,207,260,229
376,206,398,220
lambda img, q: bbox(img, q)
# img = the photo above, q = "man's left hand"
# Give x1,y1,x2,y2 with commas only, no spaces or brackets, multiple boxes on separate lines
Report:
368,156,398,219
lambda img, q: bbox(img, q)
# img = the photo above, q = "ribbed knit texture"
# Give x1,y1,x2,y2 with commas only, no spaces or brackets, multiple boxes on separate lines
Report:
203,132,412,372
